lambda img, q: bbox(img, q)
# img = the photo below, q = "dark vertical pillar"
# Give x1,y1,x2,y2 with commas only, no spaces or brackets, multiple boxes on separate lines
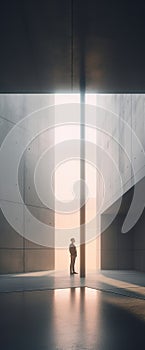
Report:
70,0,74,91
71,1,86,276
79,9,86,278
23,158,26,273
80,92,86,277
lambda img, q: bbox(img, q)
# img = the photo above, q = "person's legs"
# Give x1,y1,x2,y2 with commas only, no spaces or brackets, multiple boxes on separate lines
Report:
72,256,78,273
70,255,74,274
70,255,75,274
72,256,75,273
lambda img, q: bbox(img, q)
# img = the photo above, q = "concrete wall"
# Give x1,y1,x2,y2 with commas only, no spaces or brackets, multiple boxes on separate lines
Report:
1,93,145,273
86,94,145,271
101,177,145,272
133,210,145,272
95,94,145,213
101,186,134,270
132,177,145,272
98,94,145,271
0,95,55,273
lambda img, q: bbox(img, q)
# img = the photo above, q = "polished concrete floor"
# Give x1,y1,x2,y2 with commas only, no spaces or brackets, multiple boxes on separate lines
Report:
0,286,145,350
0,271,145,350
0,270,145,300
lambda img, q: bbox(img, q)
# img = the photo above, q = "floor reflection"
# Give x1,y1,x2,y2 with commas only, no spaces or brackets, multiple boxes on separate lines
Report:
0,287,145,350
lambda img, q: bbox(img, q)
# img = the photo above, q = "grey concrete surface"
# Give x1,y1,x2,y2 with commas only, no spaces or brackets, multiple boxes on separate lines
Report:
0,95,55,273
0,286,145,350
101,176,145,272
0,270,145,301
0,94,145,274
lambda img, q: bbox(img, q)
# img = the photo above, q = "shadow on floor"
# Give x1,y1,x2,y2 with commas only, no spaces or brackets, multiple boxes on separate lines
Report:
101,270,145,287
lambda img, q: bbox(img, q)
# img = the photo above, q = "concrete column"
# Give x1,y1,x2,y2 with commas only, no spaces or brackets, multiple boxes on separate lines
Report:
80,93,86,277
79,2,86,276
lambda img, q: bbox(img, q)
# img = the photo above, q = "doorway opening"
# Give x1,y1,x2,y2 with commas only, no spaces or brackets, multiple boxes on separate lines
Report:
54,94,101,274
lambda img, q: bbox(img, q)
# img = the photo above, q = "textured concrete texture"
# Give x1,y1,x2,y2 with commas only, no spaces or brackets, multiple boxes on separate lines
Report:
101,176,145,272
0,95,55,273
0,94,145,273
97,95,145,273
132,183,145,272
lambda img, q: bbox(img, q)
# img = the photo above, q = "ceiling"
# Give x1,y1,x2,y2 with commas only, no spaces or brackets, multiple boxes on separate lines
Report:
0,0,145,92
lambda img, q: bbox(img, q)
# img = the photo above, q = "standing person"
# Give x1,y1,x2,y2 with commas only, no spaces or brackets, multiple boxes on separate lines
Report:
69,238,78,275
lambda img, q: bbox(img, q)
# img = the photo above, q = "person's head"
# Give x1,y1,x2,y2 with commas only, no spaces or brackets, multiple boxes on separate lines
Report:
70,238,75,243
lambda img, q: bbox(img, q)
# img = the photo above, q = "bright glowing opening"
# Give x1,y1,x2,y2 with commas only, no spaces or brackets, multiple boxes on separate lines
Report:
54,94,101,272
55,94,80,272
